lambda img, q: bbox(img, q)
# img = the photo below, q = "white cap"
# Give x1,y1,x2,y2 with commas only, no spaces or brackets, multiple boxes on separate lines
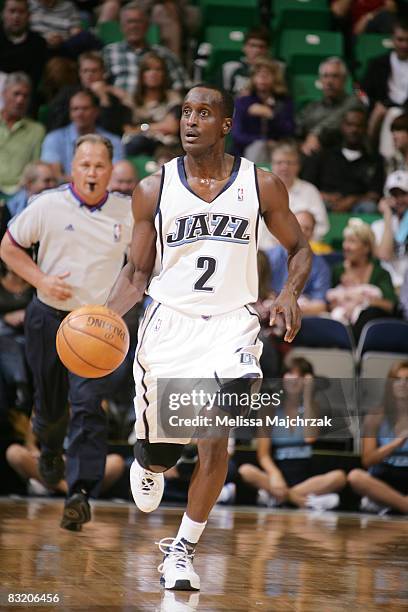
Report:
384,170,408,195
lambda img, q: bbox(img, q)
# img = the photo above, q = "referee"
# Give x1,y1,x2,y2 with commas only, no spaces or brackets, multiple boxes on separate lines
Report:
0,134,133,530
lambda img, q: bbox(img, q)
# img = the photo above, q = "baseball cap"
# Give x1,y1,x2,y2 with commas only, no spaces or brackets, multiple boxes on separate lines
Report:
384,170,408,195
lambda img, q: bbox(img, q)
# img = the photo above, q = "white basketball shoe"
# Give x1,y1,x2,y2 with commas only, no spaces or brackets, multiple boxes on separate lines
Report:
129,457,164,512
157,538,200,591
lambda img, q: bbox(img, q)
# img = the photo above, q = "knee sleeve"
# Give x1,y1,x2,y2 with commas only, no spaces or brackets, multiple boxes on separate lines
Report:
134,439,185,471
218,375,261,418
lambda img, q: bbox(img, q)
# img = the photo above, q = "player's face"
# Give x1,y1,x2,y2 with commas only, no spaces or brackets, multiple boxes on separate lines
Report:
3,0,29,36
71,142,112,203
180,88,230,153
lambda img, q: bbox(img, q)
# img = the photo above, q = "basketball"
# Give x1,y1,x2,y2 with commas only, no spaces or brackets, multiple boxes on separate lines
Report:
56,305,130,378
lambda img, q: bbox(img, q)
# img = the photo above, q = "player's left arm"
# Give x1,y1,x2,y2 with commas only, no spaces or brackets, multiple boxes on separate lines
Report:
257,168,313,342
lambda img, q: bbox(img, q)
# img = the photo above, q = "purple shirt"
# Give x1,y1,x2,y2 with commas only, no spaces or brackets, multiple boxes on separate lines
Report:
232,93,295,156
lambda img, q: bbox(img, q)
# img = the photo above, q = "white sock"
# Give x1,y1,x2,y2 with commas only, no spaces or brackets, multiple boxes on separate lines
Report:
175,512,207,545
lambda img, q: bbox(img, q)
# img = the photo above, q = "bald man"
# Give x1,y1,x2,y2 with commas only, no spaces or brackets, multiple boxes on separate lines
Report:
108,160,138,196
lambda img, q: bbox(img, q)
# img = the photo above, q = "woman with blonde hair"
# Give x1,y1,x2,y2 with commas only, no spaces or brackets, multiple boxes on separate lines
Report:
232,58,295,163
348,360,408,515
328,218,397,339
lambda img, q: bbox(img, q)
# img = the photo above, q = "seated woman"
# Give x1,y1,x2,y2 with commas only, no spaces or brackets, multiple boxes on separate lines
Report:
0,264,34,416
232,57,295,164
239,357,347,510
348,360,408,515
328,218,398,340
6,417,126,498
122,52,182,157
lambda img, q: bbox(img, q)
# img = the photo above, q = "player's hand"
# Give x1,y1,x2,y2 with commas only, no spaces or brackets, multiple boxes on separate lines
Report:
269,288,301,343
38,272,73,301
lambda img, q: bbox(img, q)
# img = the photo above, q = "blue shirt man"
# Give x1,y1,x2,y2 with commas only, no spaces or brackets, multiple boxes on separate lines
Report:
266,210,331,314
40,90,123,178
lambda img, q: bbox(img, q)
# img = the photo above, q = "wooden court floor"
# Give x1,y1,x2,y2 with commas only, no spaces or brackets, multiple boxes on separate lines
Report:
0,498,407,612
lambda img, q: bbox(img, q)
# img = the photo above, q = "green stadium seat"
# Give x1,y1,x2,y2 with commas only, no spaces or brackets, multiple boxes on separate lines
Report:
200,0,259,28
127,156,158,179
278,29,344,75
37,104,49,126
323,212,381,250
272,0,329,14
96,21,160,46
273,9,332,33
203,26,248,78
292,73,353,111
354,33,393,80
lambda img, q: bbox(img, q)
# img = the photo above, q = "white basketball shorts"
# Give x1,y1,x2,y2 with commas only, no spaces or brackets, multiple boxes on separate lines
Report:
133,301,263,444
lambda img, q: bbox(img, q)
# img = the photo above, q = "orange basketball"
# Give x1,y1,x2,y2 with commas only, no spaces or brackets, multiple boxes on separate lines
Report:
56,305,130,378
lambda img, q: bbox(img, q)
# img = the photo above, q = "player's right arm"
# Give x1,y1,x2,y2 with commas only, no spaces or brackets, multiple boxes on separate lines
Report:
106,172,161,316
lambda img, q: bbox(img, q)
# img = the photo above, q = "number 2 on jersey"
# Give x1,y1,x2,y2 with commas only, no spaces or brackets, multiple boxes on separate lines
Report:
194,256,216,292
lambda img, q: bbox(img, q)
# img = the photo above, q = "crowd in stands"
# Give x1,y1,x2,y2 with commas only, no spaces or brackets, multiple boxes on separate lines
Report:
0,0,407,515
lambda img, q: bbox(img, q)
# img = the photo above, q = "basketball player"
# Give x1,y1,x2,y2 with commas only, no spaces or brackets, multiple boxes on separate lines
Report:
107,85,312,591
0,134,133,530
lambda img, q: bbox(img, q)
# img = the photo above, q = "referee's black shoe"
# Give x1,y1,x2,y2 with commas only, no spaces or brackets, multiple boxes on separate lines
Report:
61,493,91,532
38,450,65,487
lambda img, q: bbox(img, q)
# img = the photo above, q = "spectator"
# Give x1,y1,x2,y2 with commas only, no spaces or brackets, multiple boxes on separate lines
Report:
0,72,45,196
102,3,189,95
362,17,408,148
28,0,101,58
41,89,123,179
99,0,201,61
362,16,408,111
122,52,181,157
253,250,281,379
387,112,408,173
0,264,33,416
6,420,126,497
0,0,48,98
297,57,364,156
348,360,408,515
108,160,138,196
7,161,57,218
302,108,384,213
373,170,408,288
239,357,346,510
329,218,397,340
266,211,330,316
46,51,132,134
266,142,329,243
39,55,79,106
221,27,271,96
232,58,295,163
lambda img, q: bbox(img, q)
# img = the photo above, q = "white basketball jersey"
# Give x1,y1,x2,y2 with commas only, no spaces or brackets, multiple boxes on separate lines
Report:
147,156,261,316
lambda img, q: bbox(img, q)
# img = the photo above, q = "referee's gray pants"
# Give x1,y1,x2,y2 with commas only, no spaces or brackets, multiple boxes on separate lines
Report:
25,297,111,497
